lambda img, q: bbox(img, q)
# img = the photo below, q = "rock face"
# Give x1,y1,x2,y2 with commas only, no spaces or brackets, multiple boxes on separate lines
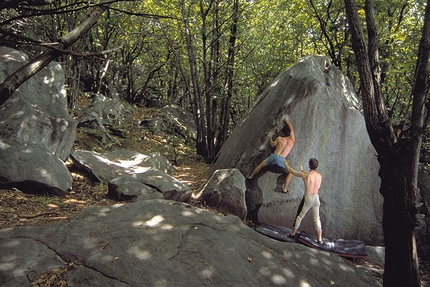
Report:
0,199,381,287
211,56,383,244
0,46,76,194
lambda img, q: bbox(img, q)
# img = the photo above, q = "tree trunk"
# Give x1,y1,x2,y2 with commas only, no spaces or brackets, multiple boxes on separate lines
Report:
181,0,207,159
217,0,239,153
0,1,110,106
344,0,430,286
379,145,420,287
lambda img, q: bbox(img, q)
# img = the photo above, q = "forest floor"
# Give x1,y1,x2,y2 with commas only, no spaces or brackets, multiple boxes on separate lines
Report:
0,103,429,286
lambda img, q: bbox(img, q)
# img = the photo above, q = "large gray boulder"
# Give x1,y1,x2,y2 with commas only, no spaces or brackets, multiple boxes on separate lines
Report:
211,56,383,244
0,199,381,287
0,46,76,161
0,46,76,194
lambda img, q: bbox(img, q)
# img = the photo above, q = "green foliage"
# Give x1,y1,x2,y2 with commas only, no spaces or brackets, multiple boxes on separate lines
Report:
0,0,428,163
36,196,64,206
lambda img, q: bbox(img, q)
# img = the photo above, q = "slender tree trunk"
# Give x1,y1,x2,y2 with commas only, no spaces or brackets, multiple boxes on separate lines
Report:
217,0,239,153
181,0,207,158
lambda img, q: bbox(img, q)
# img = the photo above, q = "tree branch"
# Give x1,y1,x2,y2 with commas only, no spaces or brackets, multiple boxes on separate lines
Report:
0,0,112,106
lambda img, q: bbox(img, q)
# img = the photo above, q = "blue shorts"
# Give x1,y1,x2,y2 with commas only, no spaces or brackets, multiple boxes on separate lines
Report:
265,154,286,169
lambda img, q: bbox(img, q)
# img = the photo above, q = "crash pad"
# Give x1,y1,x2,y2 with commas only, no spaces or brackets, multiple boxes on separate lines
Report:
255,223,299,243
256,223,368,258
298,230,368,258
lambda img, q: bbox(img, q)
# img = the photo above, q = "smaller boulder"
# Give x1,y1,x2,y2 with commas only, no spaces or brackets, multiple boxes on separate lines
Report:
198,169,247,220
78,93,132,127
108,175,163,201
0,141,72,195
134,169,192,202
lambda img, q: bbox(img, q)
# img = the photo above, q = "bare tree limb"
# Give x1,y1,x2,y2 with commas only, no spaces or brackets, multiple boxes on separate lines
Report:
0,0,112,106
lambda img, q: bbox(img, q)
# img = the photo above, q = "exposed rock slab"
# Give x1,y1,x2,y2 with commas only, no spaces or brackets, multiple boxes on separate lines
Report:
70,149,174,182
0,199,381,287
211,56,383,244
108,175,163,201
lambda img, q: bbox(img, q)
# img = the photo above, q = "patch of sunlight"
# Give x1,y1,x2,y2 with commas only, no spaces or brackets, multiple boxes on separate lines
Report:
309,258,318,266
200,267,214,279
154,278,167,287
270,78,280,87
160,224,174,230
94,153,150,169
282,267,295,279
70,172,85,179
181,210,194,217
39,169,51,179
13,267,27,276
81,237,97,249
128,166,151,174
259,266,271,277
132,220,145,227
299,279,312,287
211,214,223,221
11,110,24,117
4,239,20,248
43,74,55,84
285,95,296,106
96,207,112,217
0,261,15,271
145,215,165,228
259,142,267,151
261,250,273,259
0,140,10,149
64,198,86,204
271,274,287,285
98,254,115,262
127,245,152,260
338,262,354,271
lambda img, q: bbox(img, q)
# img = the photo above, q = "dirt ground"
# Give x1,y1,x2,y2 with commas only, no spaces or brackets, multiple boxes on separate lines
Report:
0,104,428,286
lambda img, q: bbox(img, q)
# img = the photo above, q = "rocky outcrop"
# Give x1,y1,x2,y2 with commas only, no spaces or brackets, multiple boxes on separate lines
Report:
78,93,132,128
0,199,381,287
70,149,191,202
0,46,76,195
139,104,197,140
211,56,383,244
